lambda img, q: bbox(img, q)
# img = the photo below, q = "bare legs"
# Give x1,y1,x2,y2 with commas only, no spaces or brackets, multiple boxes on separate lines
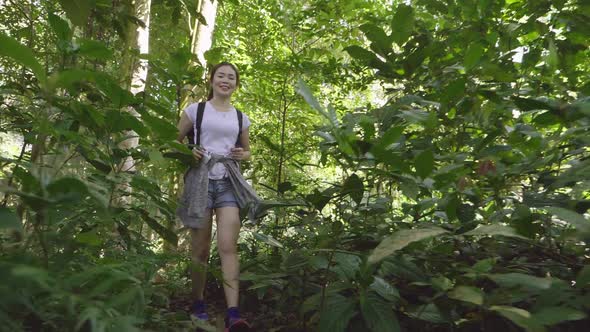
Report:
190,211,212,300
215,207,242,307
190,207,242,308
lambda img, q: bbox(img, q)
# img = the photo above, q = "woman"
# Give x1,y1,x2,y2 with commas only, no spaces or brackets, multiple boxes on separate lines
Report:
176,62,255,331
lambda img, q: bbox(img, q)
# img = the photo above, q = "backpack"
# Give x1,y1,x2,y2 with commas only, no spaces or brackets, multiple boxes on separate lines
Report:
187,102,244,148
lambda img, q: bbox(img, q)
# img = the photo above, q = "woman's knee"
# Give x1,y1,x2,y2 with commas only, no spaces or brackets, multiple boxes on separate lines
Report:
217,240,237,257
192,243,211,262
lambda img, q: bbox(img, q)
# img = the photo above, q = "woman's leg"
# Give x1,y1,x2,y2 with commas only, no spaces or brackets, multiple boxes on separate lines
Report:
190,211,213,300
215,206,241,307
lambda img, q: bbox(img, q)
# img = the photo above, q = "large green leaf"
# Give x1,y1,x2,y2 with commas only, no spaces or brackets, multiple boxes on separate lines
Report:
360,291,401,332
141,112,177,139
48,12,72,42
78,38,113,60
406,303,447,323
369,226,447,264
252,232,284,248
317,294,356,332
332,252,362,281
490,306,544,332
341,173,364,204
531,307,586,326
344,45,390,72
360,23,391,56
378,125,404,148
391,4,415,45
463,224,527,239
136,209,178,245
0,33,46,85
545,207,590,233
46,177,89,203
464,42,484,70
57,0,95,27
488,273,552,291
414,149,434,179
370,276,400,303
448,285,484,305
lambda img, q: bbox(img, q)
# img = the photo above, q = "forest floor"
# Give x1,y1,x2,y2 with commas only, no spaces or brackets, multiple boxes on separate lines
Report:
165,282,298,332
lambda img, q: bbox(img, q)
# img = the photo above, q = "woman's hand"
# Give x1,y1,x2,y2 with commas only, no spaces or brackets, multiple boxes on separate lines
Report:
192,147,205,160
230,147,250,160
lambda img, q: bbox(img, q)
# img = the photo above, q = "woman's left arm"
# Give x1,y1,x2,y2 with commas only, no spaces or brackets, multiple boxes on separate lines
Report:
231,128,251,161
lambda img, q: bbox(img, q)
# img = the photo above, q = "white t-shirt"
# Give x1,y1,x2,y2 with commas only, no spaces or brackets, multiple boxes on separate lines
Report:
184,101,251,179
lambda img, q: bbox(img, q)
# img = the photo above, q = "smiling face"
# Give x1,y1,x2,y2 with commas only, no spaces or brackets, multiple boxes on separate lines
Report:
210,64,238,99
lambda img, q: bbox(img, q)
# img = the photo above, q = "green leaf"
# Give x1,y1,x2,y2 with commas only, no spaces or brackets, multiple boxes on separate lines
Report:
488,273,552,291
431,275,454,291
107,110,149,137
512,96,554,112
137,209,178,245
277,181,294,194
463,224,526,239
11,266,52,289
48,12,72,42
532,307,586,326
0,33,46,85
472,258,496,273
545,207,590,233
296,79,334,125
545,39,558,68
415,149,434,179
57,0,95,27
78,38,113,60
406,303,447,323
378,125,404,148
341,173,364,204
360,291,401,332
360,23,391,56
253,232,284,248
318,294,356,332
333,253,362,281
0,207,22,231
344,46,389,72
76,231,102,246
50,68,95,90
370,277,400,303
490,306,544,332
46,177,89,203
391,4,415,45
448,286,484,305
141,112,177,139
464,42,484,70
369,226,447,264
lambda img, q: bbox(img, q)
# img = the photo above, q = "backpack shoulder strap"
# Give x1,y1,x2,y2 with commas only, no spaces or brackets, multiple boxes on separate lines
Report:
186,102,206,147
236,109,243,146
195,102,206,146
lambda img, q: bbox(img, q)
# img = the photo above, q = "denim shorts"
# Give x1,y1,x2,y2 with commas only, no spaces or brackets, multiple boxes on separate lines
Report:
207,178,238,209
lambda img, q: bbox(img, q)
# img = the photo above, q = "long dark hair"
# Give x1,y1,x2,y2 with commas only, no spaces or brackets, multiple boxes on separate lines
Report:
207,62,240,100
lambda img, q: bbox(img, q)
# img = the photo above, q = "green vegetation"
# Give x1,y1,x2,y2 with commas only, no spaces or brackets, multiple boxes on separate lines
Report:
1,0,589,331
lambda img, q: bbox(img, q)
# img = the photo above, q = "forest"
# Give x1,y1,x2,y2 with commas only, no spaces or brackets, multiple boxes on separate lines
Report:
0,0,589,331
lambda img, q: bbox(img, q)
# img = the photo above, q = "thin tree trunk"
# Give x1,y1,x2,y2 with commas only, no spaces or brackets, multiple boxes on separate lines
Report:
181,0,218,110
118,0,151,174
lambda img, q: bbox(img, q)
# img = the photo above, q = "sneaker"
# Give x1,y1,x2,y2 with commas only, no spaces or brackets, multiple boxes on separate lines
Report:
190,300,209,321
224,318,252,332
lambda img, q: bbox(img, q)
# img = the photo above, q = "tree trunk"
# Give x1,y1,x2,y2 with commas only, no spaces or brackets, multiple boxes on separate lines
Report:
181,0,218,109
118,0,152,175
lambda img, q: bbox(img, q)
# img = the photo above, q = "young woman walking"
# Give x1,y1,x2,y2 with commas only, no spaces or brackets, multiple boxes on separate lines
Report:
176,62,256,332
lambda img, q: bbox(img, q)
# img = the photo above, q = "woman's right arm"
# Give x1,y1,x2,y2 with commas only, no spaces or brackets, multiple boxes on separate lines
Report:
176,111,203,160
176,112,192,143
